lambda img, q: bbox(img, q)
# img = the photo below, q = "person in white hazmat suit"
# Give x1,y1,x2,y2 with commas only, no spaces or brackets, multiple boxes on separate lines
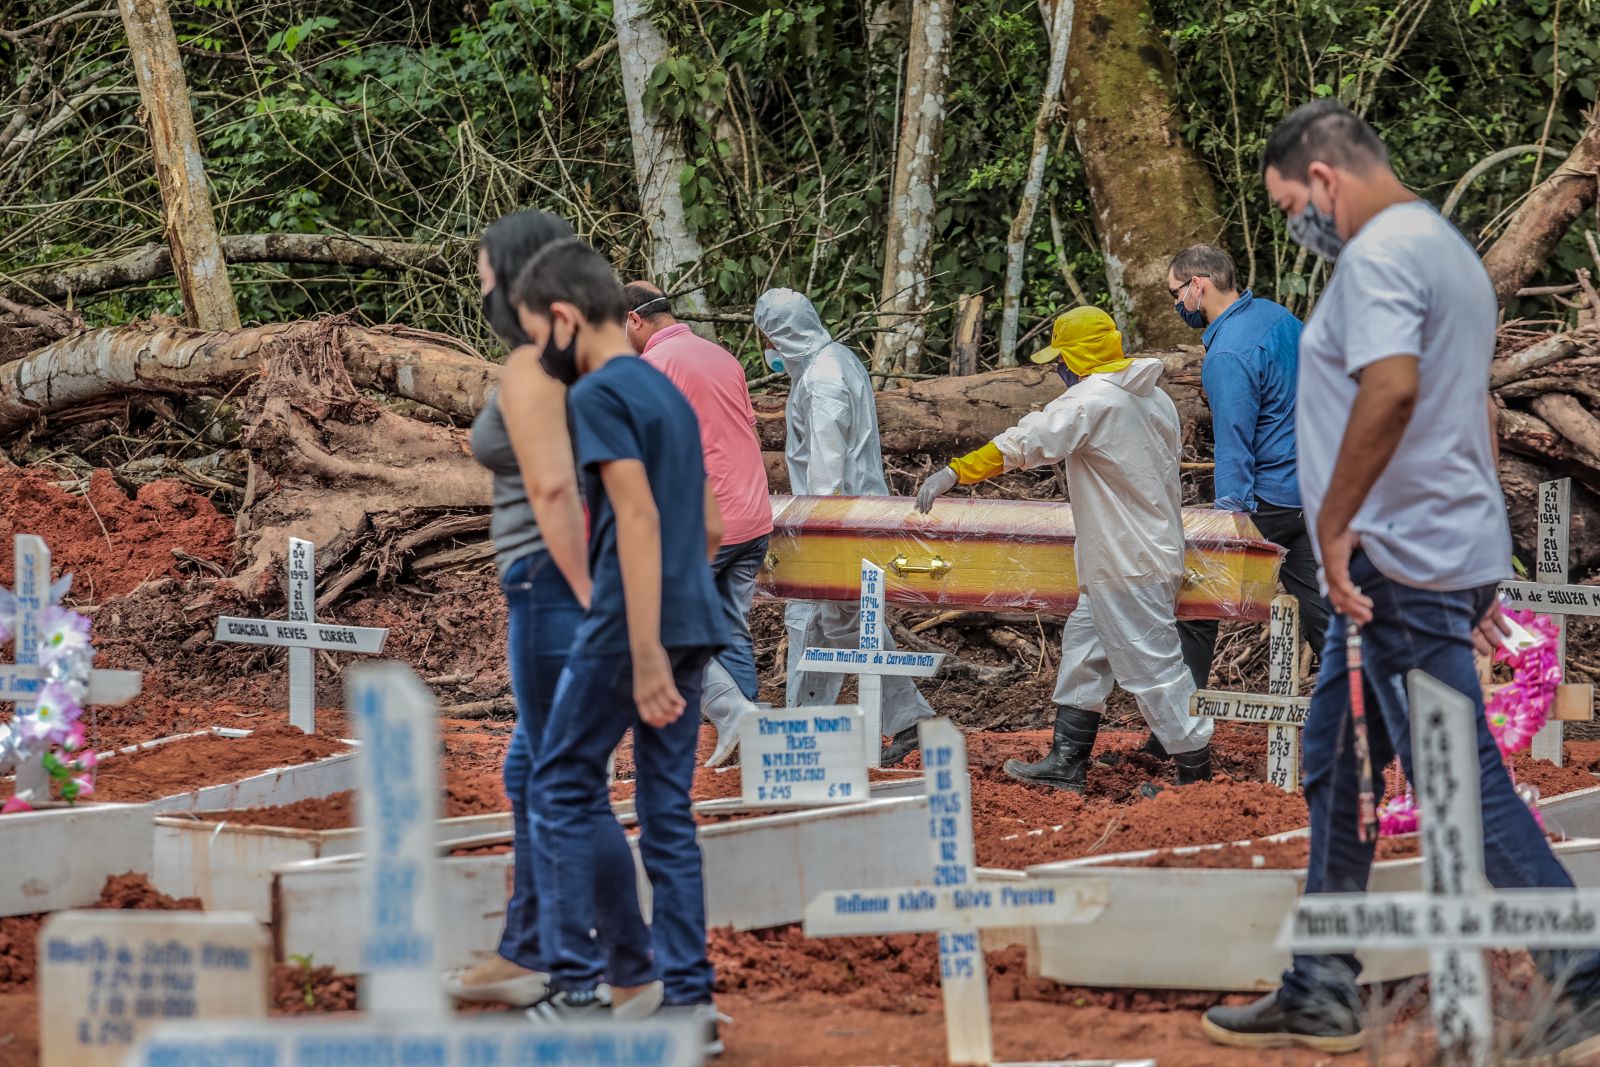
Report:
915,306,1213,791
753,287,935,766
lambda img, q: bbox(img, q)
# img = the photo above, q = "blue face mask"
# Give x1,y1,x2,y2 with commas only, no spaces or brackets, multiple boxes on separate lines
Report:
764,348,785,374
1054,363,1078,389
1174,300,1207,329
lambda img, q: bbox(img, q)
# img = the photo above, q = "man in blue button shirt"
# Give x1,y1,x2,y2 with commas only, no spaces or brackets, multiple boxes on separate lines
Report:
1167,244,1329,692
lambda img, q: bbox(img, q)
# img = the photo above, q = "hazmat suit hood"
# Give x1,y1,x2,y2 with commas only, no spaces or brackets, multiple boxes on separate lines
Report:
754,288,833,378
1095,357,1166,397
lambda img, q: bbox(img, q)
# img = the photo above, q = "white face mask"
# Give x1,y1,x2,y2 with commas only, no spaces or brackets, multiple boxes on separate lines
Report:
764,348,785,374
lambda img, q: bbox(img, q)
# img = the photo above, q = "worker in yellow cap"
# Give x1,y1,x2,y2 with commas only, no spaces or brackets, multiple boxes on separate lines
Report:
914,306,1211,792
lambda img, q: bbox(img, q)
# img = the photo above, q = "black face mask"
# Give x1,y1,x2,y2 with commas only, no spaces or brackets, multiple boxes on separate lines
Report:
539,320,581,386
481,289,529,349
1055,362,1079,390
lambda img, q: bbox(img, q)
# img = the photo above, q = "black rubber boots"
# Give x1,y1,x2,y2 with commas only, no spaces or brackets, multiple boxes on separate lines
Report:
1002,705,1100,792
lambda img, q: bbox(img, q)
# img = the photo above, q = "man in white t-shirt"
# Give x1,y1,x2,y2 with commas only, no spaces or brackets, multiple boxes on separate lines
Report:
1201,100,1600,1061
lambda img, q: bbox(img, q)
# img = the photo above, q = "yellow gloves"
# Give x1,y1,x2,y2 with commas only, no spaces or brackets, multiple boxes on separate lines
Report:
949,442,1005,484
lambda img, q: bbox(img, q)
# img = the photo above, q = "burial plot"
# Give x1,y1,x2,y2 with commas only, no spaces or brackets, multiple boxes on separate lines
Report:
1283,670,1600,1064
739,703,869,807
128,660,707,1066
796,559,943,767
1190,594,1309,791
804,718,1145,1067
38,909,268,1067
1496,478,1597,766
213,537,388,733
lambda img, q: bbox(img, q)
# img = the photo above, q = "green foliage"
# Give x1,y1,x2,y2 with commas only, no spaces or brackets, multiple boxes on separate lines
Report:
1,0,1593,365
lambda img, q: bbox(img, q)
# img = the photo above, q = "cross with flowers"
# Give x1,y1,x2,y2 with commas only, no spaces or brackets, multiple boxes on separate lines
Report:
0,534,142,808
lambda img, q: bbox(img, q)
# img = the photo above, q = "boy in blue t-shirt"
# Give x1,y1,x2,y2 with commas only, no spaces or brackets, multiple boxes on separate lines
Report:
510,239,727,1031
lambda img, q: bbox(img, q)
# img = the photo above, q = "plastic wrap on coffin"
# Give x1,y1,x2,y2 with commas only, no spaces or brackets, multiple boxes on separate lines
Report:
757,495,1285,621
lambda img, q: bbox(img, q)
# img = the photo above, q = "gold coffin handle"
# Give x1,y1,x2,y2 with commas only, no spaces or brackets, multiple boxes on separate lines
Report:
764,550,780,571
888,553,953,579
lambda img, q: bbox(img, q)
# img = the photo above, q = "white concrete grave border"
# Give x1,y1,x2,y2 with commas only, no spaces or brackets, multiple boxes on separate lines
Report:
804,718,1150,1067
213,537,388,734
1497,478,1597,766
1190,594,1308,791
272,791,939,972
798,559,943,768
129,660,704,1066
1283,671,1600,1063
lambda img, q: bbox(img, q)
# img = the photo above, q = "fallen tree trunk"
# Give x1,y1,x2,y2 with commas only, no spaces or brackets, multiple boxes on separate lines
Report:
1,234,454,305
1481,108,1600,306
0,319,496,435
755,350,1207,454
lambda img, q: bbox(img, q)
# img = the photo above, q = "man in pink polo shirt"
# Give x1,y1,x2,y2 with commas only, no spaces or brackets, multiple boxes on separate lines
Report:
625,282,773,766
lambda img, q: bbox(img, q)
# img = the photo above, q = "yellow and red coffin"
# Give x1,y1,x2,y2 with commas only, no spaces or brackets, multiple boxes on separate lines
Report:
757,495,1285,622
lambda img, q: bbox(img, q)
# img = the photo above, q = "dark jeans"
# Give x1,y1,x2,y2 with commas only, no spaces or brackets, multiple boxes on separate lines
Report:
533,645,716,1005
1278,551,1600,1013
1180,503,1330,688
711,535,768,700
497,551,585,970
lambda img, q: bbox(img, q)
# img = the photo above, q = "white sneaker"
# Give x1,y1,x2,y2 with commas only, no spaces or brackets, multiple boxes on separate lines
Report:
441,957,549,1006
610,980,665,1021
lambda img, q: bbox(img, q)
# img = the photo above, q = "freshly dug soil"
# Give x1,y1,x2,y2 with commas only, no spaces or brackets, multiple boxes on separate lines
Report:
0,471,234,599
0,874,199,994
272,962,358,1014
86,724,347,803
198,762,515,831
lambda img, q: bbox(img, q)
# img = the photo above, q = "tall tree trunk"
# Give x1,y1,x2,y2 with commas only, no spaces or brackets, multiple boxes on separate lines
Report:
116,0,239,331
871,0,954,377
1064,0,1222,348
997,0,1075,365
612,0,709,313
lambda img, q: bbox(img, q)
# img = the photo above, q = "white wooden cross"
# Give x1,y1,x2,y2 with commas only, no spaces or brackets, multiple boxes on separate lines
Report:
739,704,870,807
1282,670,1600,1064
805,718,1140,1067
1190,594,1308,791
1498,478,1596,767
125,662,705,1066
2,534,143,799
213,538,388,733
797,558,943,768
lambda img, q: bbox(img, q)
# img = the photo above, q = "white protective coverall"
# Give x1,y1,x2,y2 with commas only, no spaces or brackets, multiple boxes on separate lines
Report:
753,288,935,736
992,358,1211,754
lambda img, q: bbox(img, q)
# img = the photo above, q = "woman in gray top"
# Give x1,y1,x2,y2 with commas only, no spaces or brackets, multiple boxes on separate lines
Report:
444,210,608,1006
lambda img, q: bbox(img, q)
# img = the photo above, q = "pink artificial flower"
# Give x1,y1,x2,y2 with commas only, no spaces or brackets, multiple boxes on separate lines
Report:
1378,791,1419,837
1,796,33,814
70,749,98,773
59,723,87,754
71,775,95,798
39,606,91,664
21,681,82,745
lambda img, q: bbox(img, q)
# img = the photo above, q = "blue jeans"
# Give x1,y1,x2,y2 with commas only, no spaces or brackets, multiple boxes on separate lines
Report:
533,645,716,1004
1280,551,1600,1012
496,551,584,971
711,535,768,700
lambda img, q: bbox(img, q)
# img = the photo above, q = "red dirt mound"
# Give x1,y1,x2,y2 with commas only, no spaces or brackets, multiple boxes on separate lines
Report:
0,471,234,599
89,726,347,803
0,874,199,994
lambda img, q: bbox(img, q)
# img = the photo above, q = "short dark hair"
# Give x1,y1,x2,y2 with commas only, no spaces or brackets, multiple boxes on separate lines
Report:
622,282,673,320
1168,244,1238,294
1261,100,1388,182
511,238,627,326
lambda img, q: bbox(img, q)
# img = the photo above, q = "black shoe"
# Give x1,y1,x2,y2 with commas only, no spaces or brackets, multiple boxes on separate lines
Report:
1174,745,1213,785
1002,706,1099,793
525,986,609,1023
1201,992,1364,1053
880,724,920,767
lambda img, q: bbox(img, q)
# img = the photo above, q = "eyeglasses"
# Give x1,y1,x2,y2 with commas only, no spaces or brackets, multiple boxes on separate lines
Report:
1168,273,1209,300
